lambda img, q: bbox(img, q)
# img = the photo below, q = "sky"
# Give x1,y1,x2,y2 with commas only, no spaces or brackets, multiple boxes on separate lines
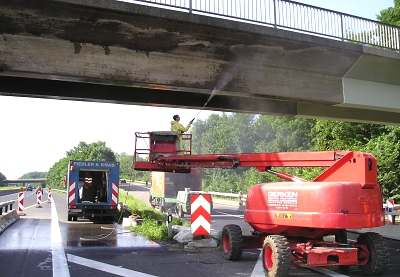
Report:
0,0,395,179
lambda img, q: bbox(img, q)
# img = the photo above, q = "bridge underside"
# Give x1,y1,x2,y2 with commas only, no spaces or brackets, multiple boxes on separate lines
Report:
1,0,400,125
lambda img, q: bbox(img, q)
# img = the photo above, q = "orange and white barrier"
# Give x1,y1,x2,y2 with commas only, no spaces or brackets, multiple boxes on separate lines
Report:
18,188,25,215
47,188,52,203
387,199,395,224
36,188,42,208
238,191,243,206
191,194,211,236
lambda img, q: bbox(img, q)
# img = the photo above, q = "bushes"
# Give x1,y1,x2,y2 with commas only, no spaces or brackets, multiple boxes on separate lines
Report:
119,189,183,241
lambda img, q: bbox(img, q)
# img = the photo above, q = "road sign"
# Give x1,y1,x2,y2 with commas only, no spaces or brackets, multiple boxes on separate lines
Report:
190,194,211,236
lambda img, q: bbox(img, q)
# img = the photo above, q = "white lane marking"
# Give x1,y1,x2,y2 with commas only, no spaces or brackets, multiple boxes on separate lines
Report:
67,254,158,277
51,199,70,277
250,250,264,277
310,267,351,277
214,211,244,218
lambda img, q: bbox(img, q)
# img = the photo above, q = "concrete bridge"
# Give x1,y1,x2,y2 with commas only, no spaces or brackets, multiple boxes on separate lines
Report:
1,0,400,125
4,179,46,185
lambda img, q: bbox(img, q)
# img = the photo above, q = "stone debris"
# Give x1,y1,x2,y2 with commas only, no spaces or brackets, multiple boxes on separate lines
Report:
172,225,219,248
173,227,193,243
185,238,218,249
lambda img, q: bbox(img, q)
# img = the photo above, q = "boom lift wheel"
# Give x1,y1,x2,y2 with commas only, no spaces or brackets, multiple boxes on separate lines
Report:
221,224,243,261
357,232,389,275
262,235,291,277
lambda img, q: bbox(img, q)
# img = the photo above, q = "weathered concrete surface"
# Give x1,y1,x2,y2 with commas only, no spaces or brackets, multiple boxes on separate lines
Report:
1,0,400,124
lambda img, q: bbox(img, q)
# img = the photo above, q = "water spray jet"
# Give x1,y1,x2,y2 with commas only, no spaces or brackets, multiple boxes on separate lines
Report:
192,60,242,121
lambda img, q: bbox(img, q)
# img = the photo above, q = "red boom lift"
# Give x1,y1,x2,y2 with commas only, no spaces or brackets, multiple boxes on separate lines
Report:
134,131,389,277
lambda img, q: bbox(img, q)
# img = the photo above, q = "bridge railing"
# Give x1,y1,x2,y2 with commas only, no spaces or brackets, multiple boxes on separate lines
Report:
127,0,400,51
0,200,15,215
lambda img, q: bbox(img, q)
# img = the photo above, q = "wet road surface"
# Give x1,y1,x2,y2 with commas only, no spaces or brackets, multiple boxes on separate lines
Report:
1,187,400,277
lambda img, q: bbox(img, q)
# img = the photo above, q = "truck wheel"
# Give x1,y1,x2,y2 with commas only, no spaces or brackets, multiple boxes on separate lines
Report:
67,215,72,221
262,235,291,277
357,232,389,275
149,195,155,207
221,224,243,261
158,198,164,213
178,205,184,218
73,216,78,221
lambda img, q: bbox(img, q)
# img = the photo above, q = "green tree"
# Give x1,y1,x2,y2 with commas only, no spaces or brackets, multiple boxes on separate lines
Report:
116,152,134,180
47,141,116,189
311,120,388,151
19,171,47,179
378,0,400,26
47,157,69,189
191,113,400,199
0,172,6,187
116,152,150,182
191,113,258,192
19,171,47,188
192,113,317,193
364,127,400,200
192,113,233,154
66,141,116,161
310,120,400,200
254,116,315,152
132,154,151,183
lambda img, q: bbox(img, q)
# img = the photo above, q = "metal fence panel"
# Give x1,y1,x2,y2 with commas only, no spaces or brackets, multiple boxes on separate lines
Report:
123,0,399,51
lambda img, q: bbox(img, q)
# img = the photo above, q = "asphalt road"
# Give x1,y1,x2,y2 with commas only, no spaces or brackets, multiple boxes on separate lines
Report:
1,185,400,277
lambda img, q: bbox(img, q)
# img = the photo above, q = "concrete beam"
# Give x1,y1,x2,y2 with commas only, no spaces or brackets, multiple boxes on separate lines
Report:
1,0,400,124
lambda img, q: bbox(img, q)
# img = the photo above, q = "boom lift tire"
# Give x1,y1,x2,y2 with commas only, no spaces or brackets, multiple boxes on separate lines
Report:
357,232,389,275
262,235,291,277
222,224,243,261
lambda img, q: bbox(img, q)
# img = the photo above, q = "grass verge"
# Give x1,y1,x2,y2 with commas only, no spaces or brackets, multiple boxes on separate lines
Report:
0,186,21,191
118,189,186,241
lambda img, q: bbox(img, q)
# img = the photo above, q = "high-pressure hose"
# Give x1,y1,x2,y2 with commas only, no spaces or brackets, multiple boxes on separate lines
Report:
192,90,216,121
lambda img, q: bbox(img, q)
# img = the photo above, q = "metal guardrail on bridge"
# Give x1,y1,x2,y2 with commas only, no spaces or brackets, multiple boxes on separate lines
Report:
128,0,400,51
0,200,15,216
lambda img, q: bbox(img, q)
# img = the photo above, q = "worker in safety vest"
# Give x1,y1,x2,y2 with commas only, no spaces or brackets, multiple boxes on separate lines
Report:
170,114,194,152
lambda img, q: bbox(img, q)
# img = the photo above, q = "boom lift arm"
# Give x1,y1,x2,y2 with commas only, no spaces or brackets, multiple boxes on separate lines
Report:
134,132,388,274
133,132,377,188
